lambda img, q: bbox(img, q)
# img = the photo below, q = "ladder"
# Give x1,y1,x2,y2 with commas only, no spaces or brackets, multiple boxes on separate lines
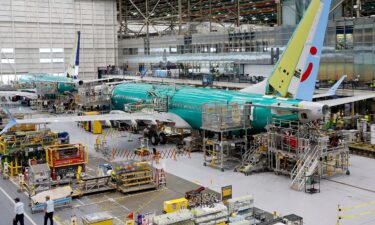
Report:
242,142,261,165
242,134,268,165
290,145,321,191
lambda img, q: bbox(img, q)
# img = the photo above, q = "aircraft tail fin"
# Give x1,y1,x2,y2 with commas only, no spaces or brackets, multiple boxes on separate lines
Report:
239,80,268,94
0,108,17,135
141,69,148,79
66,31,81,80
325,75,347,96
242,0,331,99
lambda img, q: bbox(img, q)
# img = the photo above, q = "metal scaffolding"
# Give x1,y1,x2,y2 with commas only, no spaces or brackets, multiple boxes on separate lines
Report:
201,102,251,171
266,119,350,192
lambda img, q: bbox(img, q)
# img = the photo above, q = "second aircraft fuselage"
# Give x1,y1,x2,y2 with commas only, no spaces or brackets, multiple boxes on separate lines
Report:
111,83,302,131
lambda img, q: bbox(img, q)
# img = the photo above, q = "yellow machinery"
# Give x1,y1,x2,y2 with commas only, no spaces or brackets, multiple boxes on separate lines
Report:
45,143,88,180
0,130,58,155
163,198,189,213
8,124,37,133
112,161,157,193
81,111,102,134
0,131,58,176
81,212,113,225
0,113,36,132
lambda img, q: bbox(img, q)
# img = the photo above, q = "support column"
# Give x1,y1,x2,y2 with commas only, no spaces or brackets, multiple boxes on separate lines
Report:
277,0,282,26
145,0,150,55
356,0,360,17
178,0,182,34
119,0,123,39
209,0,212,32
236,0,240,27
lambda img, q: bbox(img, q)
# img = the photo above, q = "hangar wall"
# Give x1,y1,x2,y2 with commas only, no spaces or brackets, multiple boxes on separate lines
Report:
119,17,375,81
0,0,117,82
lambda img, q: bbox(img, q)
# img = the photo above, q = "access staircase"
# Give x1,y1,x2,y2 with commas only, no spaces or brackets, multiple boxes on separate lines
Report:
242,141,265,165
235,137,268,175
290,145,322,191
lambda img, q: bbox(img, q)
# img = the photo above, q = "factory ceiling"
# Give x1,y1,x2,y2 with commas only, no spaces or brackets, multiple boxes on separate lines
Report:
116,0,375,38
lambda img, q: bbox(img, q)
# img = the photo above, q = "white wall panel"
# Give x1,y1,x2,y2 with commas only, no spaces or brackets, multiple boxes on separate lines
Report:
0,0,117,79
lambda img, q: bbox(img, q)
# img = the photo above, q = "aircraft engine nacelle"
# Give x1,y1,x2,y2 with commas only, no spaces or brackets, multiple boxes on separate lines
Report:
297,101,329,123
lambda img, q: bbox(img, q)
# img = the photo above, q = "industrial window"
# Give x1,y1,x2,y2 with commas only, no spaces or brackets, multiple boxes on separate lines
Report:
202,46,209,53
52,58,64,63
52,48,64,53
40,58,64,63
336,25,353,50
1,59,14,64
1,48,14,53
123,48,138,55
170,47,177,54
40,48,51,53
39,48,64,53
40,58,52,63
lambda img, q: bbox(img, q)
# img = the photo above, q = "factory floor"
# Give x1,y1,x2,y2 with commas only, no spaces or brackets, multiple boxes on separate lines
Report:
3,108,375,225
0,159,209,225
0,109,216,225
1,151,214,225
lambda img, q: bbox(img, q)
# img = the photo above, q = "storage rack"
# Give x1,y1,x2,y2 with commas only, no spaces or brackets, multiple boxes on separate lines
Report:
227,195,254,219
153,210,194,225
192,203,229,225
113,161,157,193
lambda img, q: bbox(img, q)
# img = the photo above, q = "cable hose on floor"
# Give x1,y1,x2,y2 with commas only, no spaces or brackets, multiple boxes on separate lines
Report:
323,178,375,194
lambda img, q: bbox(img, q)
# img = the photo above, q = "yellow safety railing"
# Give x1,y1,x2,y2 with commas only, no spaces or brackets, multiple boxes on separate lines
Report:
337,200,375,224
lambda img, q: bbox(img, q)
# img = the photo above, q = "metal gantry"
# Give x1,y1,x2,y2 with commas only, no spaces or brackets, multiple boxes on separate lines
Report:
117,0,280,39
266,119,350,192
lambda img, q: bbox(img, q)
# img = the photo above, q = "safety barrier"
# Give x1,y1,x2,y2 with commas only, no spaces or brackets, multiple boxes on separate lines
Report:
110,147,192,163
98,128,122,141
337,199,375,224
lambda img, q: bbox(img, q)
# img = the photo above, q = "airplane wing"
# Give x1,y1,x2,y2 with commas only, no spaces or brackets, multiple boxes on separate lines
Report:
0,91,38,99
0,111,191,135
252,103,307,112
105,79,141,86
313,75,347,99
318,94,375,107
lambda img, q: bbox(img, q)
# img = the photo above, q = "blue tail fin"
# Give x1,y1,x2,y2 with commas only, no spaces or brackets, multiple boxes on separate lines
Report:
141,69,148,79
66,31,81,80
294,0,332,101
240,0,332,99
326,75,347,96
0,108,17,135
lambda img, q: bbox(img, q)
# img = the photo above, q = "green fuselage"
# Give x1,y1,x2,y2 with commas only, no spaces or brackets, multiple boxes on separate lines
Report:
18,74,76,93
111,83,301,131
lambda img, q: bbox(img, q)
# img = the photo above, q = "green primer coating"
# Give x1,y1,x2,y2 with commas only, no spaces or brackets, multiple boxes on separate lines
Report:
18,75,76,93
112,83,300,131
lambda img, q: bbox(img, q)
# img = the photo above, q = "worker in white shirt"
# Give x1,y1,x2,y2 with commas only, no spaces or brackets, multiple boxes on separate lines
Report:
44,195,54,225
13,197,24,225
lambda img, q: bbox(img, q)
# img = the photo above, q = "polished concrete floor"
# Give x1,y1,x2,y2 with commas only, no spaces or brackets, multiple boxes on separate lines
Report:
51,119,375,225
3,108,375,225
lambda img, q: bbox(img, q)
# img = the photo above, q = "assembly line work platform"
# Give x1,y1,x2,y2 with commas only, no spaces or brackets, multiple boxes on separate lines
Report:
0,154,216,225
